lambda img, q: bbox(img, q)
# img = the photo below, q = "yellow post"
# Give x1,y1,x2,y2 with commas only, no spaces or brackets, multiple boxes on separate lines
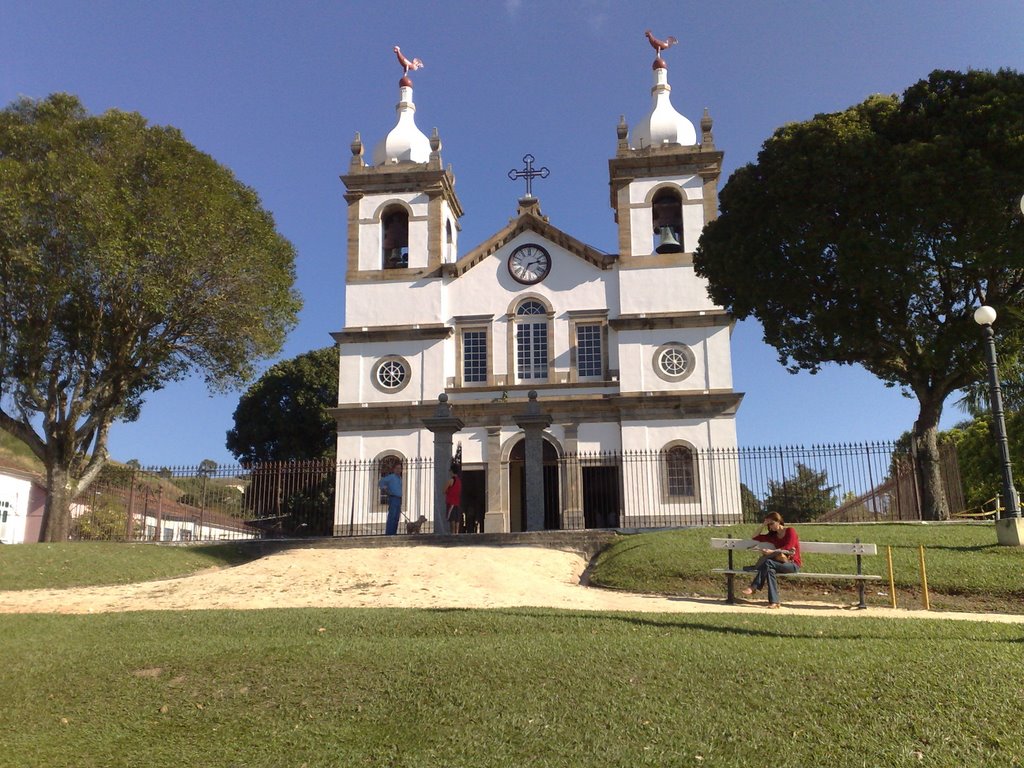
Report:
918,544,930,611
886,545,897,609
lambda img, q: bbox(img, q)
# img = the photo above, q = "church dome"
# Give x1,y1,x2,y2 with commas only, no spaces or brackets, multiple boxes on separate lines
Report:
629,62,697,149
372,80,431,165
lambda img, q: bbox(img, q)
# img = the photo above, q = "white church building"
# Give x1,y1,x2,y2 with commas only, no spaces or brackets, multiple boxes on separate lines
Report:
330,45,743,534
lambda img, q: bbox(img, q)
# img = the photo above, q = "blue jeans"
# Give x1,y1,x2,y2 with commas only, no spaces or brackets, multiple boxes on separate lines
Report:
385,496,402,535
749,558,799,604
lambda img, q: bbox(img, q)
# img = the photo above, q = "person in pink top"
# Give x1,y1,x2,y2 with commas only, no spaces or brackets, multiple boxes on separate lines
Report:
742,511,801,608
444,468,463,534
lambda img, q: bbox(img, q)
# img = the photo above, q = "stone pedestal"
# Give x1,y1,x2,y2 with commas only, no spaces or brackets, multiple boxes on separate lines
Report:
996,517,1024,547
514,391,552,532
483,510,506,533
422,394,463,535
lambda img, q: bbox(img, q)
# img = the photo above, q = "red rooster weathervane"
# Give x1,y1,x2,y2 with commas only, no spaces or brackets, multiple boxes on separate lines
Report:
393,45,424,76
645,29,678,62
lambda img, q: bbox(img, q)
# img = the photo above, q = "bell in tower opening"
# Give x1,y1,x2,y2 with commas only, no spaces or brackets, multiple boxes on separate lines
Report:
382,205,410,268
652,188,684,254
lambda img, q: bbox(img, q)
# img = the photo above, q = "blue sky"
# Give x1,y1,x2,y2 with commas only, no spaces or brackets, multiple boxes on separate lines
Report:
2,1,1022,468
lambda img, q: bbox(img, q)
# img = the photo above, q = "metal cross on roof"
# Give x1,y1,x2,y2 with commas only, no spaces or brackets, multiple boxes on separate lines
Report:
507,154,550,198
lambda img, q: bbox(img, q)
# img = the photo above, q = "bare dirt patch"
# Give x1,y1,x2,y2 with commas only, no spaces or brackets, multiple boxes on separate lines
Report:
1,544,1019,623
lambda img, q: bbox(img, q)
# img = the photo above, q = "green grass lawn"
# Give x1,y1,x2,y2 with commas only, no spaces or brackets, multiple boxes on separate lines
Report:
589,523,1024,612
0,541,262,590
3,608,1022,768
2,526,1024,766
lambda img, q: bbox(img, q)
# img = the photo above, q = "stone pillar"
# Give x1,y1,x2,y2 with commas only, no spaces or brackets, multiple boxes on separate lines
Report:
514,391,552,531
422,394,463,535
485,426,505,533
562,423,584,530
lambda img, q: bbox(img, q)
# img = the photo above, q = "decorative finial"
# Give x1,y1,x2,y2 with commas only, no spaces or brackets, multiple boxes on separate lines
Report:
644,29,678,66
507,154,550,199
525,390,541,416
393,45,424,81
434,392,453,418
701,107,714,146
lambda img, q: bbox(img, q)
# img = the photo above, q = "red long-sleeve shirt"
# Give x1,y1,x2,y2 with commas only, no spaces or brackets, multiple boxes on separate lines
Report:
753,526,802,566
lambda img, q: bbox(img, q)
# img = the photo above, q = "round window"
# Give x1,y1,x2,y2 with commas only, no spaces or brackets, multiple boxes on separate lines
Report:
371,356,411,393
652,343,695,383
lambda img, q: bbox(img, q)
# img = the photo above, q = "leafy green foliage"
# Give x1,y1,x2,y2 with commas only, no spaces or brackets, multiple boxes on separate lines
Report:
694,69,1024,520
943,413,1024,510
0,94,301,539
739,482,762,522
70,498,129,541
762,462,839,522
226,346,338,463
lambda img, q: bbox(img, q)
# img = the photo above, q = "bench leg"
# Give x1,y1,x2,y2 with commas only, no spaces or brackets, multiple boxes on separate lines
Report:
857,580,867,610
855,550,868,609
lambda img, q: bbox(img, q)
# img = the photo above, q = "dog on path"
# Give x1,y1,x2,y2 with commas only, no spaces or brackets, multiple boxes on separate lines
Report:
405,515,428,534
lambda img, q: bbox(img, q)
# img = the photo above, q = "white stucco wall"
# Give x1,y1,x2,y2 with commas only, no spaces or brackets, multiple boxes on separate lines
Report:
616,324,733,394
339,337,448,405
576,422,623,452
617,264,717,316
0,473,32,544
345,282,443,328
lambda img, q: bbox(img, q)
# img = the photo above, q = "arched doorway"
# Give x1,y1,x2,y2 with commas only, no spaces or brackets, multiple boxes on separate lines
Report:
508,437,560,531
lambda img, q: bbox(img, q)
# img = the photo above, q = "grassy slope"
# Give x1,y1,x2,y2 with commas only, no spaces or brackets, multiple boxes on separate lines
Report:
589,524,1024,609
0,542,263,590
0,428,43,474
3,609,1021,768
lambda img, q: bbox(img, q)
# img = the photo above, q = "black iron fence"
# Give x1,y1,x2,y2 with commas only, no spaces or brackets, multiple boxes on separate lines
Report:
68,441,962,542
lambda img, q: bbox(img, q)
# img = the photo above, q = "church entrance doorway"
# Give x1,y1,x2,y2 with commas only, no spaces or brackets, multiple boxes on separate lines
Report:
508,438,560,532
582,465,620,529
460,469,486,533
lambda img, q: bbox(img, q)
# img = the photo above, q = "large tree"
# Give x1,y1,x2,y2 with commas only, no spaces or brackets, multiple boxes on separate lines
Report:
226,346,338,463
694,69,1024,520
762,463,839,523
0,94,301,541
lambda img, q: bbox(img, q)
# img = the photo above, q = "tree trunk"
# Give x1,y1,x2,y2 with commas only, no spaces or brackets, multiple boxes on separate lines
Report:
41,464,75,542
912,397,950,521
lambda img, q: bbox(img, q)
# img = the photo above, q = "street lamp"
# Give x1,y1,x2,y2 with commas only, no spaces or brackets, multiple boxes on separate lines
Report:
973,305,1020,521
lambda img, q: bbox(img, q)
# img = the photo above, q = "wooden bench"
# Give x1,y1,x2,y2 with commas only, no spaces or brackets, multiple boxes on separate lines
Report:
710,537,883,609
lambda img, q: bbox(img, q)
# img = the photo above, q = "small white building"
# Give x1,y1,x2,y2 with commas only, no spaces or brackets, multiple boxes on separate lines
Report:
331,49,743,534
0,464,47,544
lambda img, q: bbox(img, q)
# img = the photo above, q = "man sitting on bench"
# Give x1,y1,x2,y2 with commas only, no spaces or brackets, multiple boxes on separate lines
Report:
742,512,801,608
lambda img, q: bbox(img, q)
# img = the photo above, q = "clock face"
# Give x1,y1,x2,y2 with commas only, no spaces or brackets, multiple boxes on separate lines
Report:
507,244,551,285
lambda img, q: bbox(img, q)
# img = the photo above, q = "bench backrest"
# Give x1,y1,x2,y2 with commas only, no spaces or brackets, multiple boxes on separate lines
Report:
710,538,877,556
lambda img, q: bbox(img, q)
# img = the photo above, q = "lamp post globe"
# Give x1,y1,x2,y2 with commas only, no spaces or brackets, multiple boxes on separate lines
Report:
974,305,997,327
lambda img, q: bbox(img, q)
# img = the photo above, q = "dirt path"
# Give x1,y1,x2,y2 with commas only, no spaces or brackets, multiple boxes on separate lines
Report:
1,544,1020,623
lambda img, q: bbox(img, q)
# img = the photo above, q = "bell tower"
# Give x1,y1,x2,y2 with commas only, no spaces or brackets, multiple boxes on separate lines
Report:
340,53,463,302
608,43,723,315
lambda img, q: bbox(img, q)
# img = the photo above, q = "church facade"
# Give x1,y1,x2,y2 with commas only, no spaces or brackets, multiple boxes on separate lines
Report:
330,47,743,534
